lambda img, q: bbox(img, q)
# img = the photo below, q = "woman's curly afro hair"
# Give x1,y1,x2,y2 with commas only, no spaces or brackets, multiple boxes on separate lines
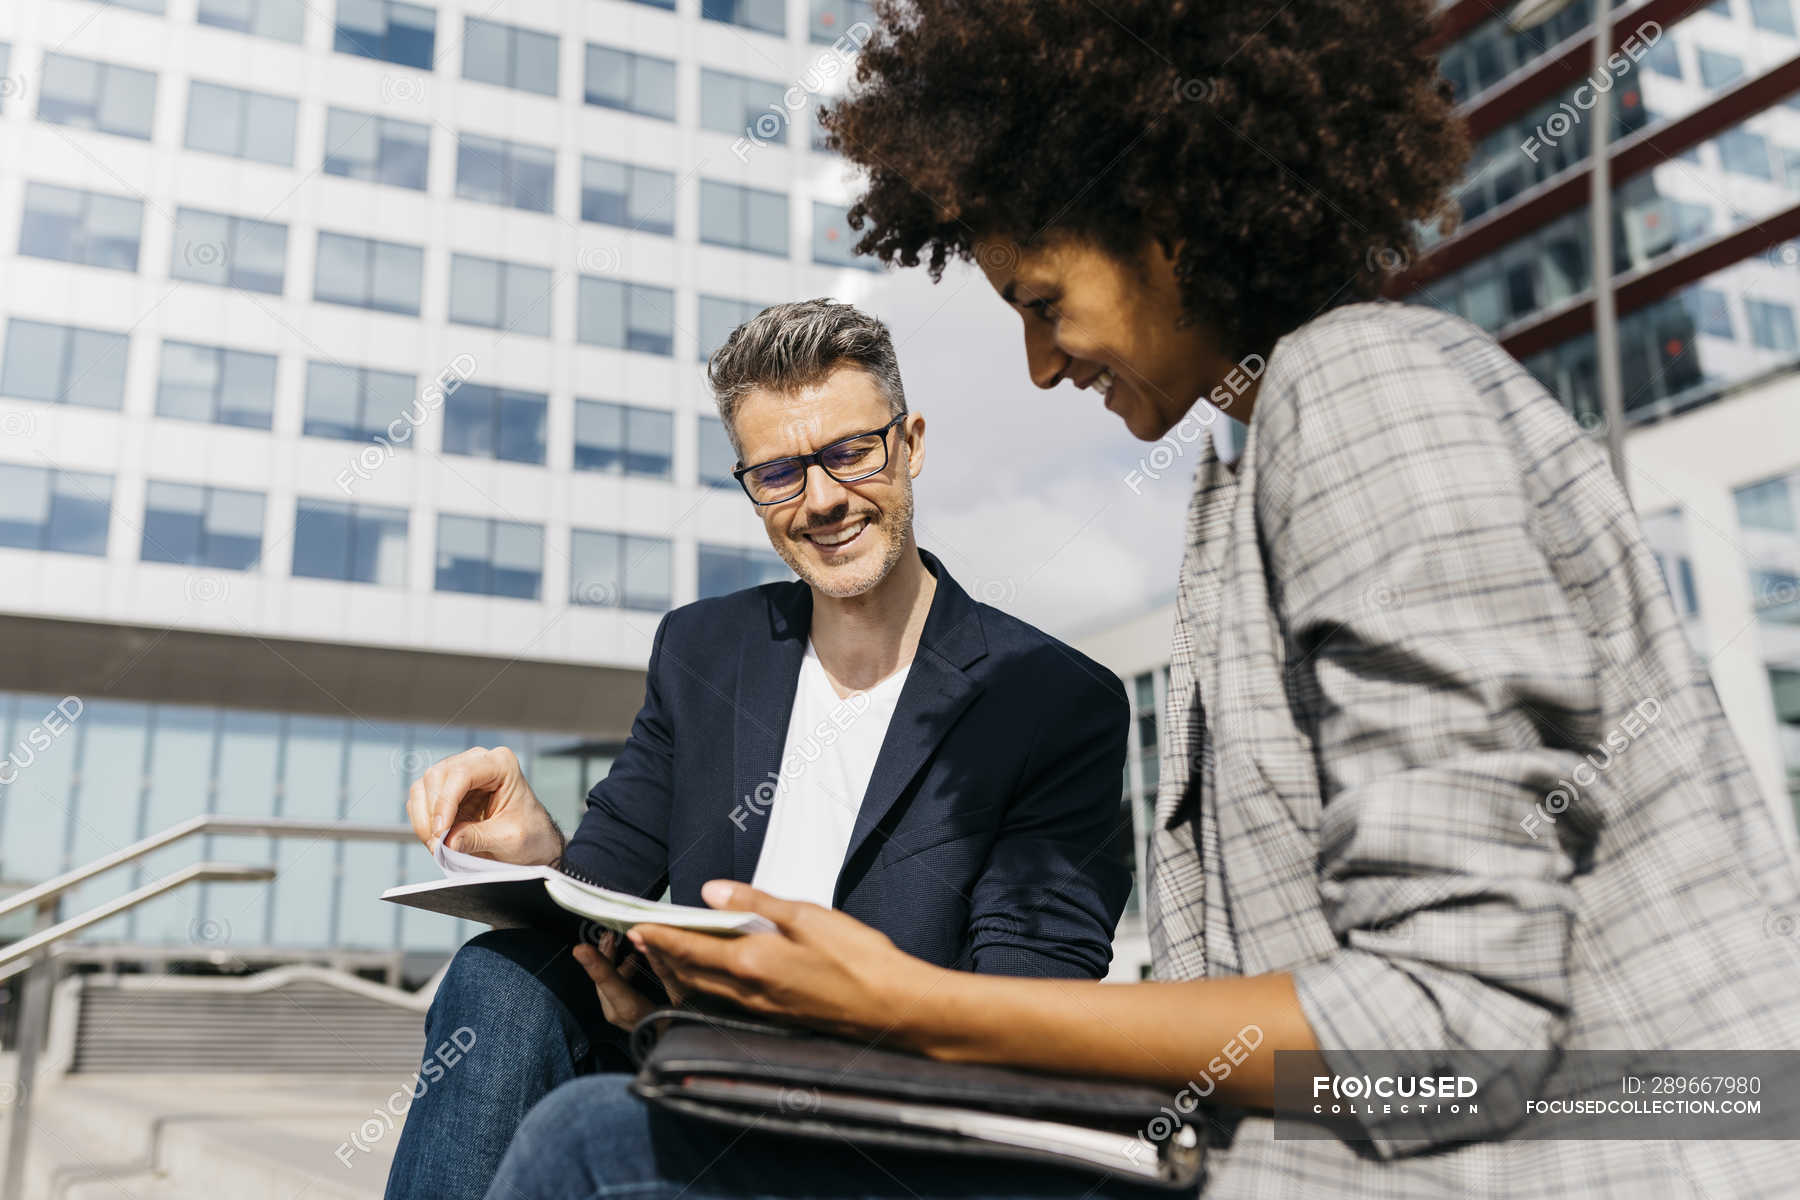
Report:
824,0,1470,355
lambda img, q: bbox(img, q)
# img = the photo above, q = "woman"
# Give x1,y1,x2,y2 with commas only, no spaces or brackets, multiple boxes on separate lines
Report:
487,2,1800,1195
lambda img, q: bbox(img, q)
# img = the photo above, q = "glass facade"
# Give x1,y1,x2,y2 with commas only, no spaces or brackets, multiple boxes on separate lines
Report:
1734,469,1800,808
0,692,607,951
1411,2,1800,840
696,542,792,598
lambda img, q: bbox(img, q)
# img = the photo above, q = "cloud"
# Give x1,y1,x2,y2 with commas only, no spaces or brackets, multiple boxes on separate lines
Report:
837,260,1194,638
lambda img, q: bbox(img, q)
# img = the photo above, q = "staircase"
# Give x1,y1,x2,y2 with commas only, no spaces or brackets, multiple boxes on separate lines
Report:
7,966,438,1199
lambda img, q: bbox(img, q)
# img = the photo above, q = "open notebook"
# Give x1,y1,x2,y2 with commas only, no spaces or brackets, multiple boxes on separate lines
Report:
380,840,776,937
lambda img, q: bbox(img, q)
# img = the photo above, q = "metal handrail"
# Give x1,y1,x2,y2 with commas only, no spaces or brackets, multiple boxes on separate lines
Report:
0,863,276,985
0,816,419,1200
0,815,415,925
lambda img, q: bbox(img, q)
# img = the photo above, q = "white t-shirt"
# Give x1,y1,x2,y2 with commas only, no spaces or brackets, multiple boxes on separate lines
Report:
750,641,911,908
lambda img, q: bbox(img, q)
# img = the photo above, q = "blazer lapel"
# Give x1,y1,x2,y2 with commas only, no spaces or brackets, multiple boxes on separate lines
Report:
835,552,987,895
730,582,810,881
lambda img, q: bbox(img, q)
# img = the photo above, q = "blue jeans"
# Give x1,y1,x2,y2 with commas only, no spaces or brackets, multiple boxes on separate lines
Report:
484,1073,1183,1199
385,928,636,1200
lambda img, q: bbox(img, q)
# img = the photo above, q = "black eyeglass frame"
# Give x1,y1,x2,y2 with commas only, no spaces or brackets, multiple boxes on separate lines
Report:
731,413,909,506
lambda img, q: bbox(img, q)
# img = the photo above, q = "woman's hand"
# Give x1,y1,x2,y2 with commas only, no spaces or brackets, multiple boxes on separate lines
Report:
627,880,946,1042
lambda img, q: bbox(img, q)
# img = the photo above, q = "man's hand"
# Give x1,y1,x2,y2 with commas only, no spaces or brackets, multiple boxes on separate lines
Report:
626,881,945,1043
404,746,563,866
573,933,683,1030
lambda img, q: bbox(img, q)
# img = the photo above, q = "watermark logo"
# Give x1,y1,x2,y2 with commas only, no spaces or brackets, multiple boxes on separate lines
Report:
335,1027,476,1167
732,23,873,160
0,697,83,786
1521,696,1662,839
381,75,425,105
1123,1024,1262,1165
728,690,875,830
336,353,477,494
1521,22,1662,163
1124,352,1265,493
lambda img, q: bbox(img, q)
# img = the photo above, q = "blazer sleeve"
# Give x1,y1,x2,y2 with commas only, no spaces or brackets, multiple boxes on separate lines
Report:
1253,313,1603,1155
559,612,677,899
962,655,1133,980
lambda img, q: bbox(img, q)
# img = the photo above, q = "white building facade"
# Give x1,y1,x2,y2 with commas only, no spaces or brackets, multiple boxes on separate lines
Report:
0,0,877,965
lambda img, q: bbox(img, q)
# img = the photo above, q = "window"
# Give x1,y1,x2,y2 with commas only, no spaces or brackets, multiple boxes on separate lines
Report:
335,0,437,69
1751,0,1797,34
697,295,767,363
1697,47,1746,88
571,530,672,611
463,18,558,97
813,201,874,269
435,515,542,599
455,133,556,214
1717,127,1773,179
698,415,737,487
324,108,430,190
699,181,789,257
810,0,874,43
578,278,675,356
197,0,306,43
37,54,157,141
703,0,785,36
698,543,791,598
185,81,298,166
156,341,277,429
1752,570,1800,623
584,45,676,120
293,499,408,585
449,255,553,337
700,69,785,142
1,318,129,409
0,466,112,556
99,0,165,10
580,158,675,235
1747,298,1799,352
141,482,264,571
1736,475,1795,532
314,231,425,315
304,361,417,442
172,208,288,295
1683,288,1735,340
1640,35,1682,79
574,400,673,479
442,383,548,465
627,0,675,8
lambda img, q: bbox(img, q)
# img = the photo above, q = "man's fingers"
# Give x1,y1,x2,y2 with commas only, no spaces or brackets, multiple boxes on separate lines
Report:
405,781,431,845
420,747,515,840
572,943,654,1029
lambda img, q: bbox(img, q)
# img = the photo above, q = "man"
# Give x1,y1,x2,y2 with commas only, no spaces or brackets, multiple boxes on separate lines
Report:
383,299,1133,1200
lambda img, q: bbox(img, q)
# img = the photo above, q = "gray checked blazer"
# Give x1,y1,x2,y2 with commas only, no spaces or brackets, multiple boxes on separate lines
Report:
1145,302,1800,1196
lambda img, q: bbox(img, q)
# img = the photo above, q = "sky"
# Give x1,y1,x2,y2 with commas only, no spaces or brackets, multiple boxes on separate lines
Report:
828,257,1194,643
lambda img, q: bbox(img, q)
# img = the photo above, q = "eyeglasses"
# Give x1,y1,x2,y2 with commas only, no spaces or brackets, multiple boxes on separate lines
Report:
732,414,908,506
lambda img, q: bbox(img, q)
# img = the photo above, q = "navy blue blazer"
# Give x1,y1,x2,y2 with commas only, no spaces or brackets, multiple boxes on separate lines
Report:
561,550,1133,979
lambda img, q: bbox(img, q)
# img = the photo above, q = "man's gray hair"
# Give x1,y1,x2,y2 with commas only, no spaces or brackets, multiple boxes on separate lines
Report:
706,299,906,454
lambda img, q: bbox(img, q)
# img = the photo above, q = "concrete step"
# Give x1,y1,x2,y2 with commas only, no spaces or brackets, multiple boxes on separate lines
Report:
12,1069,402,1200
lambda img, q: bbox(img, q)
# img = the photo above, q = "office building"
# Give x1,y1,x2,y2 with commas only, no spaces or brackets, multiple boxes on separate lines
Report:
0,0,880,971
